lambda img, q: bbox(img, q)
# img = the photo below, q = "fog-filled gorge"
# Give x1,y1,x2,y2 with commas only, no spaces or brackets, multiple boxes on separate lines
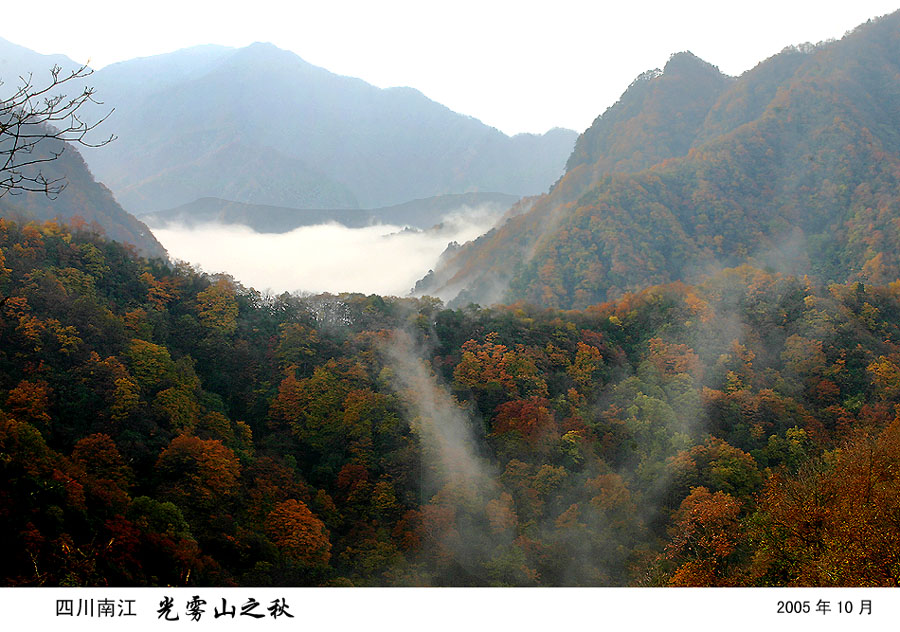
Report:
8,8,900,608
151,209,499,296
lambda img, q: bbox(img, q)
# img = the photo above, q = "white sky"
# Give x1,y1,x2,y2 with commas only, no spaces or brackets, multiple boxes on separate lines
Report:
7,1,900,135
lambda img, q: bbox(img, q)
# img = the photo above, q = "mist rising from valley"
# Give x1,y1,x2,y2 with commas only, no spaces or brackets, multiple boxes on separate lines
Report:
150,207,498,296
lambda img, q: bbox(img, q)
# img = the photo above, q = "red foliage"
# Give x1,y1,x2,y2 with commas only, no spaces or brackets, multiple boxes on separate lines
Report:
492,397,558,445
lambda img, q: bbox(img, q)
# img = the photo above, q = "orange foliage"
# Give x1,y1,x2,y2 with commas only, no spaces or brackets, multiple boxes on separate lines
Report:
244,457,308,522
155,435,241,511
485,492,518,534
139,272,180,309
750,419,900,585
335,463,370,505
454,333,518,395
265,499,331,566
665,487,743,586
5,380,52,428
647,337,702,379
454,333,547,398
70,433,132,498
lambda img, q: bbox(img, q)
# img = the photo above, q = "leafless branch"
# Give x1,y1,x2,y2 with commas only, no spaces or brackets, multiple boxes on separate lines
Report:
0,63,115,198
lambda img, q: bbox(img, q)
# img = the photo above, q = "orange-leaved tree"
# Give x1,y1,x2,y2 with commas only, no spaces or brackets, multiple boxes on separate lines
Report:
265,499,331,567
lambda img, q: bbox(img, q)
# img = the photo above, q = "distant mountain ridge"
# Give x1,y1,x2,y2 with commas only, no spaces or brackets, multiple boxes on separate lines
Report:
0,35,83,86
0,37,570,255
0,134,166,259
32,41,576,214
418,11,900,309
0,38,166,258
141,192,520,233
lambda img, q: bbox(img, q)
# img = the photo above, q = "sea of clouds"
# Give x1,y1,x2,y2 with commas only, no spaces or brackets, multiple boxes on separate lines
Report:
151,209,497,297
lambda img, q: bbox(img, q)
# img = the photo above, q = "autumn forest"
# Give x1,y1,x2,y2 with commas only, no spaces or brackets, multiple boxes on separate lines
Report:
3,217,900,586
4,11,900,588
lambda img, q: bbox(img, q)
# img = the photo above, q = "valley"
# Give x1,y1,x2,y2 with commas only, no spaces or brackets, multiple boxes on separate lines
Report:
1,7,900,595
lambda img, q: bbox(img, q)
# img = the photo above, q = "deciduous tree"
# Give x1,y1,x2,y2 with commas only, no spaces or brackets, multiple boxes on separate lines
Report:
1,64,114,197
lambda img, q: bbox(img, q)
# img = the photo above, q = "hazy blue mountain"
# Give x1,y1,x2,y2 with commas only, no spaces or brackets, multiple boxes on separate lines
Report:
368,192,520,228
0,36,83,95
0,37,561,258
0,40,165,258
141,192,519,233
72,42,576,213
0,132,166,258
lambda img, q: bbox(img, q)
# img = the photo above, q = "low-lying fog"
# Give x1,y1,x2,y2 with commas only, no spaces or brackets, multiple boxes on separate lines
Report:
151,210,495,296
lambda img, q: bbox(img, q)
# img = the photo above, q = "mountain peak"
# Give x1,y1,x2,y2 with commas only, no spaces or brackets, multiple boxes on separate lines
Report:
234,41,304,63
432,9,900,310
67,36,574,212
565,50,731,174
216,41,322,80
244,41,285,55
663,51,725,78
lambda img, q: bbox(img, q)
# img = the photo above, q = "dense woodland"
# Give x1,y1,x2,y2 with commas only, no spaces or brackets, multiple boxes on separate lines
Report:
4,9,900,590
3,217,900,586
422,12,900,310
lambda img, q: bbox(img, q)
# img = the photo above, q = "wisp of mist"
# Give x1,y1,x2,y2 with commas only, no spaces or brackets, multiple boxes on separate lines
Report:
151,209,496,296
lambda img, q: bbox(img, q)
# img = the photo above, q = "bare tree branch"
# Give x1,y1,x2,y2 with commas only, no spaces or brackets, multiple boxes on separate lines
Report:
0,63,115,198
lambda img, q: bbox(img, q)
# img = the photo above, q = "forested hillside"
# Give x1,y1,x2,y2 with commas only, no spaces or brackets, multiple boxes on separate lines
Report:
421,12,900,309
4,217,900,586
0,136,166,260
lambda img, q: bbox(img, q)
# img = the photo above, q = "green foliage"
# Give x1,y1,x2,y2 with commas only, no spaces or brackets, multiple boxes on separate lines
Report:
2,215,900,587
431,12,900,311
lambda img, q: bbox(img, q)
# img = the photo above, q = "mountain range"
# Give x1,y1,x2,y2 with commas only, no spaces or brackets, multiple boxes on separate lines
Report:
140,192,520,233
417,11,900,309
6,10,900,592
0,37,577,216
6,12,900,309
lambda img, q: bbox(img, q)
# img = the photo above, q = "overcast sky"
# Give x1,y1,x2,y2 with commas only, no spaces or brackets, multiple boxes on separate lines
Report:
7,1,900,135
